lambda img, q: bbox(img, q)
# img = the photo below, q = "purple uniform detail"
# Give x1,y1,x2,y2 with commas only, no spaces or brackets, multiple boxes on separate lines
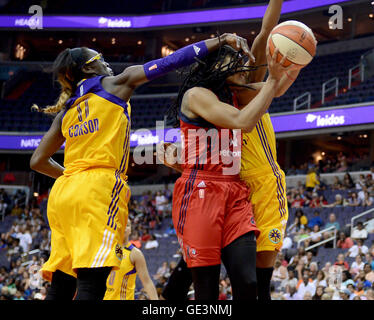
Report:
143,40,208,81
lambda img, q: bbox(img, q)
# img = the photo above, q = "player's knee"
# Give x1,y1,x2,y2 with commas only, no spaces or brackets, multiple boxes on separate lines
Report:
256,250,278,268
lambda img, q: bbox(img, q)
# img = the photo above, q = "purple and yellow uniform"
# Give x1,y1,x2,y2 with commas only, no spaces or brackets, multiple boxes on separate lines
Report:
41,76,131,281
104,243,137,300
239,113,288,252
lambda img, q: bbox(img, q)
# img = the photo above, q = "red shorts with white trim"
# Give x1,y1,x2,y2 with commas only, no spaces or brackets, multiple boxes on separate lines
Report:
172,169,259,268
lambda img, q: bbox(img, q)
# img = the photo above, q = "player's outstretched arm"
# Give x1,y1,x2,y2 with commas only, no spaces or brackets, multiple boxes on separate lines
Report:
249,0,283,83
104,33,254,102
131,248,159,300
30,111,66,179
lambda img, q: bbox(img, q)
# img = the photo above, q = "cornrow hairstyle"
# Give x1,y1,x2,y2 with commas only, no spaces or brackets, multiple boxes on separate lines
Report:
32,47,91,114
167,43,266,127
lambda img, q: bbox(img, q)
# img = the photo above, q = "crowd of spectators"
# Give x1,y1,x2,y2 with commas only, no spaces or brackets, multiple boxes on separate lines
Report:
0,186,173,300
1,170,374,300
267,239,374,300
287,167,374,210
285,152,371,176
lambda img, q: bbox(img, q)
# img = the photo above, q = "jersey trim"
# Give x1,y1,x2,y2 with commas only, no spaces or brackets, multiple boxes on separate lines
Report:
177,169,198,235
255,119,287,218
64,76,130,120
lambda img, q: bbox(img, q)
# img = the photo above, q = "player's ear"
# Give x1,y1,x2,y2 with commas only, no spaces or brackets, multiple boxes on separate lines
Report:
81,64,97,75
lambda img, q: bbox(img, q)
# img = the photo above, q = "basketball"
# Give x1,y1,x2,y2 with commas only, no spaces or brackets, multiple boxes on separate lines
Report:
268,20,317,67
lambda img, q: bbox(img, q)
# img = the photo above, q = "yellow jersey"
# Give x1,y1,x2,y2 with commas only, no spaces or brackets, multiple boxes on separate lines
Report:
61,76,131,178
104,243,137,300
241,112,279,173
306,171,320,189
240,113,288,251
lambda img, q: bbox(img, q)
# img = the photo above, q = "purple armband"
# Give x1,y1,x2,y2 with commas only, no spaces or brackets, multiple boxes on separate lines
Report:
143,40,208,81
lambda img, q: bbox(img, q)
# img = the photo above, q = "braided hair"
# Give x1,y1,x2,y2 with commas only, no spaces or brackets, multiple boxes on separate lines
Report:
167,44,265,127
32,47,91,114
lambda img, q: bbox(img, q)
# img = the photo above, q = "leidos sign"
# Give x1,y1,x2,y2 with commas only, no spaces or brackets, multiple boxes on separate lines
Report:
306,113,345,127
271,104,374,133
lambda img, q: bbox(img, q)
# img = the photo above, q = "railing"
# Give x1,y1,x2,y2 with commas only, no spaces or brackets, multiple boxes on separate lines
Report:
21,249,40,267
297,225,338,250
350,207,374,237
321,77,339,105
348,62,364,89
293,92,311,111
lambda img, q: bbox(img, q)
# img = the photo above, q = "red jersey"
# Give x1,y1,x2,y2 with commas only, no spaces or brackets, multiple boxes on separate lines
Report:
179,112,242,176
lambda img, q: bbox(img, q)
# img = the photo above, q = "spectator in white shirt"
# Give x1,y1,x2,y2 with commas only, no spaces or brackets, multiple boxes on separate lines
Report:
144,234,159,250
271,259,288,282
155,191,168,216
313,270,327,288
350,255,365,276
297,274,316,298
15,226,32,254
280,269,298,291
355,174,366,190
351,221,368,241
284,285,302,300
347,239,369,258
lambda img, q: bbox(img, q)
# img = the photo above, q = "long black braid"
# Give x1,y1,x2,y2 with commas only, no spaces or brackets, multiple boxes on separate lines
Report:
167,43,267,127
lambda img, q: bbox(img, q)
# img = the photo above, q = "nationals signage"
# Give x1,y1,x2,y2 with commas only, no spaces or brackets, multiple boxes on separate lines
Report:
1,104,374,151
0,0,351,30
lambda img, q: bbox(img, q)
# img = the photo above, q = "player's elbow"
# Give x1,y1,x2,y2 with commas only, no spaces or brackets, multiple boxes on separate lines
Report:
274,90,284,98
237,118,256,132
30,153,42,171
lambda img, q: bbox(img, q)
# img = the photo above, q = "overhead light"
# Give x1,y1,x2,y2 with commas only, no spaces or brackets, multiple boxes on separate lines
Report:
321,152,325,156
347,17,352,22
337,136,342,140
210,34,215,38
185,37,190,42
137,40,142,45
370,13,374,19
111,37,116,44
33,192,39,197
58,39,63,44
92,37,96,42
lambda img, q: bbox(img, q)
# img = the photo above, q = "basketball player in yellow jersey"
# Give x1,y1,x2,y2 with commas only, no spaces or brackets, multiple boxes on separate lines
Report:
30,34,251,300
232,0,313,300
104,218,158,300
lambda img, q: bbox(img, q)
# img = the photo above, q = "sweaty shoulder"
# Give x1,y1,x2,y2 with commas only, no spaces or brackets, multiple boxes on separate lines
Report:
186,86,216,101
129,246,143,264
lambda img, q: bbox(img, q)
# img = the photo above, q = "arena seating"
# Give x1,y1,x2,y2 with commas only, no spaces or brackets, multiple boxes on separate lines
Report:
0,48,372,132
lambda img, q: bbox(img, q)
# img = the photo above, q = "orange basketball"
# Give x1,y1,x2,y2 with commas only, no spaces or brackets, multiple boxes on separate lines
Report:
268,20,317,67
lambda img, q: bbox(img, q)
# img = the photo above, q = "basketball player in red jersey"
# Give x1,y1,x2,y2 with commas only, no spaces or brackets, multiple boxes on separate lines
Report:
167,43,293,300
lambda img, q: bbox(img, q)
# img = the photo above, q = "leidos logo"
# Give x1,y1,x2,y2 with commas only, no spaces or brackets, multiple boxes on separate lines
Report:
98,17,132,28
305,113,345,127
